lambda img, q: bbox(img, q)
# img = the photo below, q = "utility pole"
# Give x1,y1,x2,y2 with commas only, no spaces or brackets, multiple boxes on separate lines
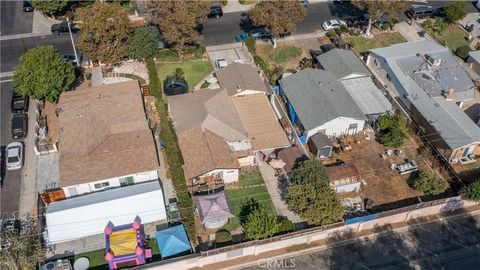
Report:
66,17,79,67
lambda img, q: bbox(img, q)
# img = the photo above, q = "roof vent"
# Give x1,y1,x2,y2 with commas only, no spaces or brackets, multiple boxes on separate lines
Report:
425,54,441,67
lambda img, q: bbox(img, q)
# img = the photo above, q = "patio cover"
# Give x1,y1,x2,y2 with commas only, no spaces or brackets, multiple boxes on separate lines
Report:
155,225,191,258
110,229,138,256
195,191,233,223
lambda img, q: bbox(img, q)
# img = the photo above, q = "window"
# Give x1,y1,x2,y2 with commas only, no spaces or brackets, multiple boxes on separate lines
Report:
102,182,110,187
94,183,102,189
67,187,78,196
120,176,135,187
349,123,358,130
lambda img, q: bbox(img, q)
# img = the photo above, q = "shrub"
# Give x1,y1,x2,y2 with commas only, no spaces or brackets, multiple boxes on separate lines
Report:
377,114,408,147
155,49,180,62
434,17,448,34
200,81,209,88
245,35,256,55
444,1,467,24
215,229,232,243
413,171,449,195
381,23,389,31
340,24,348,33
253,55,269,70
326,29,337,39
222,0,228,6
455,45,471,59
464,180,480,202
423,18,433,29
391,17,400,25
277,220,294,233
186,46,205,59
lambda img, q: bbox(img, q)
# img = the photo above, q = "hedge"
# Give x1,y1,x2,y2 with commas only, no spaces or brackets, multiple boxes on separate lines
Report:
216,229,232,243
277,219,294,234
147,58,196,241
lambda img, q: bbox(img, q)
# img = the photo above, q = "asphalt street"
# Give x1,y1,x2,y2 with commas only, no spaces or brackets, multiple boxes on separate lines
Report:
0,0,34,36
241,212,480,270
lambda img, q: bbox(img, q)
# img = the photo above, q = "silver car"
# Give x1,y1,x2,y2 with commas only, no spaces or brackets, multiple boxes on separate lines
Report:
6,142,23,171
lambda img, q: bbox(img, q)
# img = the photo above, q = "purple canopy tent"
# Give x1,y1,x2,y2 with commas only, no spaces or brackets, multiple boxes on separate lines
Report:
195,191,233,229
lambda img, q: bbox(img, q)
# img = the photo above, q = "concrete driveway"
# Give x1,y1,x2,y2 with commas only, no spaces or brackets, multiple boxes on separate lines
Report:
206,43,253,69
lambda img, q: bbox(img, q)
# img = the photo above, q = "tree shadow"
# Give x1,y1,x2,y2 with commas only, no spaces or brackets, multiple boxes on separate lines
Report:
239,198,260,224
327,1,365,21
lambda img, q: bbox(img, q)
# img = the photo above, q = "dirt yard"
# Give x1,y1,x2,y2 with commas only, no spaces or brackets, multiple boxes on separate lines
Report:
256,40,310,71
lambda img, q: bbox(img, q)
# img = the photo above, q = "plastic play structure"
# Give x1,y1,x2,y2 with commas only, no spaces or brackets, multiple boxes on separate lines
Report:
104,220,147,269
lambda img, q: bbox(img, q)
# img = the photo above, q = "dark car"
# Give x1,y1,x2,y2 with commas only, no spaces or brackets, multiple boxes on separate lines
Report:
51,21,77,35
11,92,29,113
320,44,336,53
22,1,33,12
406,5,434,19
249,27,272,40
208,5,223,19
11,114,28,139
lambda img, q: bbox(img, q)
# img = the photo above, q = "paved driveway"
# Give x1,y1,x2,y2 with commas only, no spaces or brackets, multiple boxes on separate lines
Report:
206,43,253,69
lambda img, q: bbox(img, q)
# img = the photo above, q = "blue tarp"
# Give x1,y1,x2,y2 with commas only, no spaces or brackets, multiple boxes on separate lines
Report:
155,225,191,258
345,214,378,225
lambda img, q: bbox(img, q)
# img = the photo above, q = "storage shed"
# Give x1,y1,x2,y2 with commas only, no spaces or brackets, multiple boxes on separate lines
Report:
308,133,333,159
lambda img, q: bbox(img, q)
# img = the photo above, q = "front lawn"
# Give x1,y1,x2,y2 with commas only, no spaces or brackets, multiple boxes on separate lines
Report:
430,25,470,52
156,61,213,91
224,170,276,232
345,32,407,54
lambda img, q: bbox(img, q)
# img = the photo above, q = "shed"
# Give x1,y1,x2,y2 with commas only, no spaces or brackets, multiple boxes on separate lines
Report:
276,145,309,175
326,163,362,193
194,191,233,229
308,133,333,159
155,224,192,259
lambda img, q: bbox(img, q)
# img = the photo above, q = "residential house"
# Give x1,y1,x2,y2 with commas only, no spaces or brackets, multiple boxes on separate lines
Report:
215,63,270,96
278,68,367,141
317,49,392,122
468,50,480,75
45,181,167,253
326,163,362,193
368,40,480,164
57,81,159,198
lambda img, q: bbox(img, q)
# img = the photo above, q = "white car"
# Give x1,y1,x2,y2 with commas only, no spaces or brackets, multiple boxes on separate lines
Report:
322,19,347,31
6,142,23,171
215,58,228,69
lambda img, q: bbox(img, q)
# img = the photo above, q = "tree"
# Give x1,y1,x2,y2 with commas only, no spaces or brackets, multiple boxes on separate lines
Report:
77,2,132,65
30,0,68,16
128,26,159,60
147,0,209,55
456,45,471,59
0,222,45,270
13,45,75,102
377,114,408,147
413,171,449,195
352,0,410,37
242,203,279,240
291,159,329,188
249,1,306,47
287,183,344,225
444,1,467,24
464,180,480,202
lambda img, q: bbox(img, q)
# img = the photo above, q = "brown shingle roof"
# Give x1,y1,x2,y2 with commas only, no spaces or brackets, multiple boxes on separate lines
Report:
215,63,269,95
178,127,240,180
168,89,247,142
276,146,309,175
232,94,290,151
326,163,361,183
58,81,158,186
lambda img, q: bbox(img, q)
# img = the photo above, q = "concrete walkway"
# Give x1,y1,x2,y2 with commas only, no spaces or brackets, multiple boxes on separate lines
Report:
258,161,303,224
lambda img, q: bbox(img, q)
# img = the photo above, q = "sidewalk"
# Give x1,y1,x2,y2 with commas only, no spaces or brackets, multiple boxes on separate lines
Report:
222,0,254,14
32,11,59,35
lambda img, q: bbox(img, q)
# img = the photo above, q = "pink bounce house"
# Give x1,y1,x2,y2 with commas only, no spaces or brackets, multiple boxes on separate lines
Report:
104,220,147,269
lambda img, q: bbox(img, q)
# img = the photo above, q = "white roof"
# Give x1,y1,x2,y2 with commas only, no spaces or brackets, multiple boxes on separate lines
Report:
341,77,392,116
46,181,167,244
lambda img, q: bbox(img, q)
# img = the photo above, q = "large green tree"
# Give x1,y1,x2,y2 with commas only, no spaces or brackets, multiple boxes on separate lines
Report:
30,0,68,16
413,171,449,195
287,183,344,225
242,203,279,240
0,222,45,270
291,159,329,188
249,0,306,47
444,1,467,24
13,45,75,102
128,26,160,60
77,2,132,65
146,0,209,55
377,114,408,147
352,0,410,37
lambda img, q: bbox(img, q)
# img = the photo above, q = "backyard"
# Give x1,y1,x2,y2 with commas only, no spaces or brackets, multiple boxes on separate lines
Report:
156,61,213,91
344,32,407,54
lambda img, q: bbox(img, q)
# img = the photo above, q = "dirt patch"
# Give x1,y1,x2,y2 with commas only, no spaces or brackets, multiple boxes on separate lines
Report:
256,40,309,70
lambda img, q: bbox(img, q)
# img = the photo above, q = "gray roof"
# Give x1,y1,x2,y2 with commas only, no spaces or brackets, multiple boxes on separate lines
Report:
341,77,392,116
309,133,332,149
468,50,480,64
317,49,370,80
370,40,480,150
279,69,367,131
215,63,270,95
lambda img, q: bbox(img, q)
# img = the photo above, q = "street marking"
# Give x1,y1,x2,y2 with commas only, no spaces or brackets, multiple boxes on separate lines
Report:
0,79,13,83
0,32,50,41
0,71,14,78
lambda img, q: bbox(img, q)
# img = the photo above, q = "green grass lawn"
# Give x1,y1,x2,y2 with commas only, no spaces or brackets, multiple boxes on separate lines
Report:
267,46,302,63
431,25,470,52
156,61,213,91
75,249,108,270
345,32,407,54
224,171,276,232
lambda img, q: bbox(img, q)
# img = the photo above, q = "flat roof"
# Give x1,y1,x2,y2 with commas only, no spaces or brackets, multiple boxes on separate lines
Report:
232,94,290,151
341,77,392,116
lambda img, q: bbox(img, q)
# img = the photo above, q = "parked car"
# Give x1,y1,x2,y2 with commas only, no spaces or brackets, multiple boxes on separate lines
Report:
215,58,228,69
208,5,223,19
22,1,33,12
320,44,336,53
6,142,23,171
11,91,29,113
406,5,434,19
11,114,28,139
62,54,82,65
51,21,78,35
322,19,347,31
249,27,272,40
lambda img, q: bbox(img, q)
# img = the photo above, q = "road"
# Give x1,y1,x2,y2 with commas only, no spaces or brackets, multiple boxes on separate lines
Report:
0,0,34,36
240,211,480,270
